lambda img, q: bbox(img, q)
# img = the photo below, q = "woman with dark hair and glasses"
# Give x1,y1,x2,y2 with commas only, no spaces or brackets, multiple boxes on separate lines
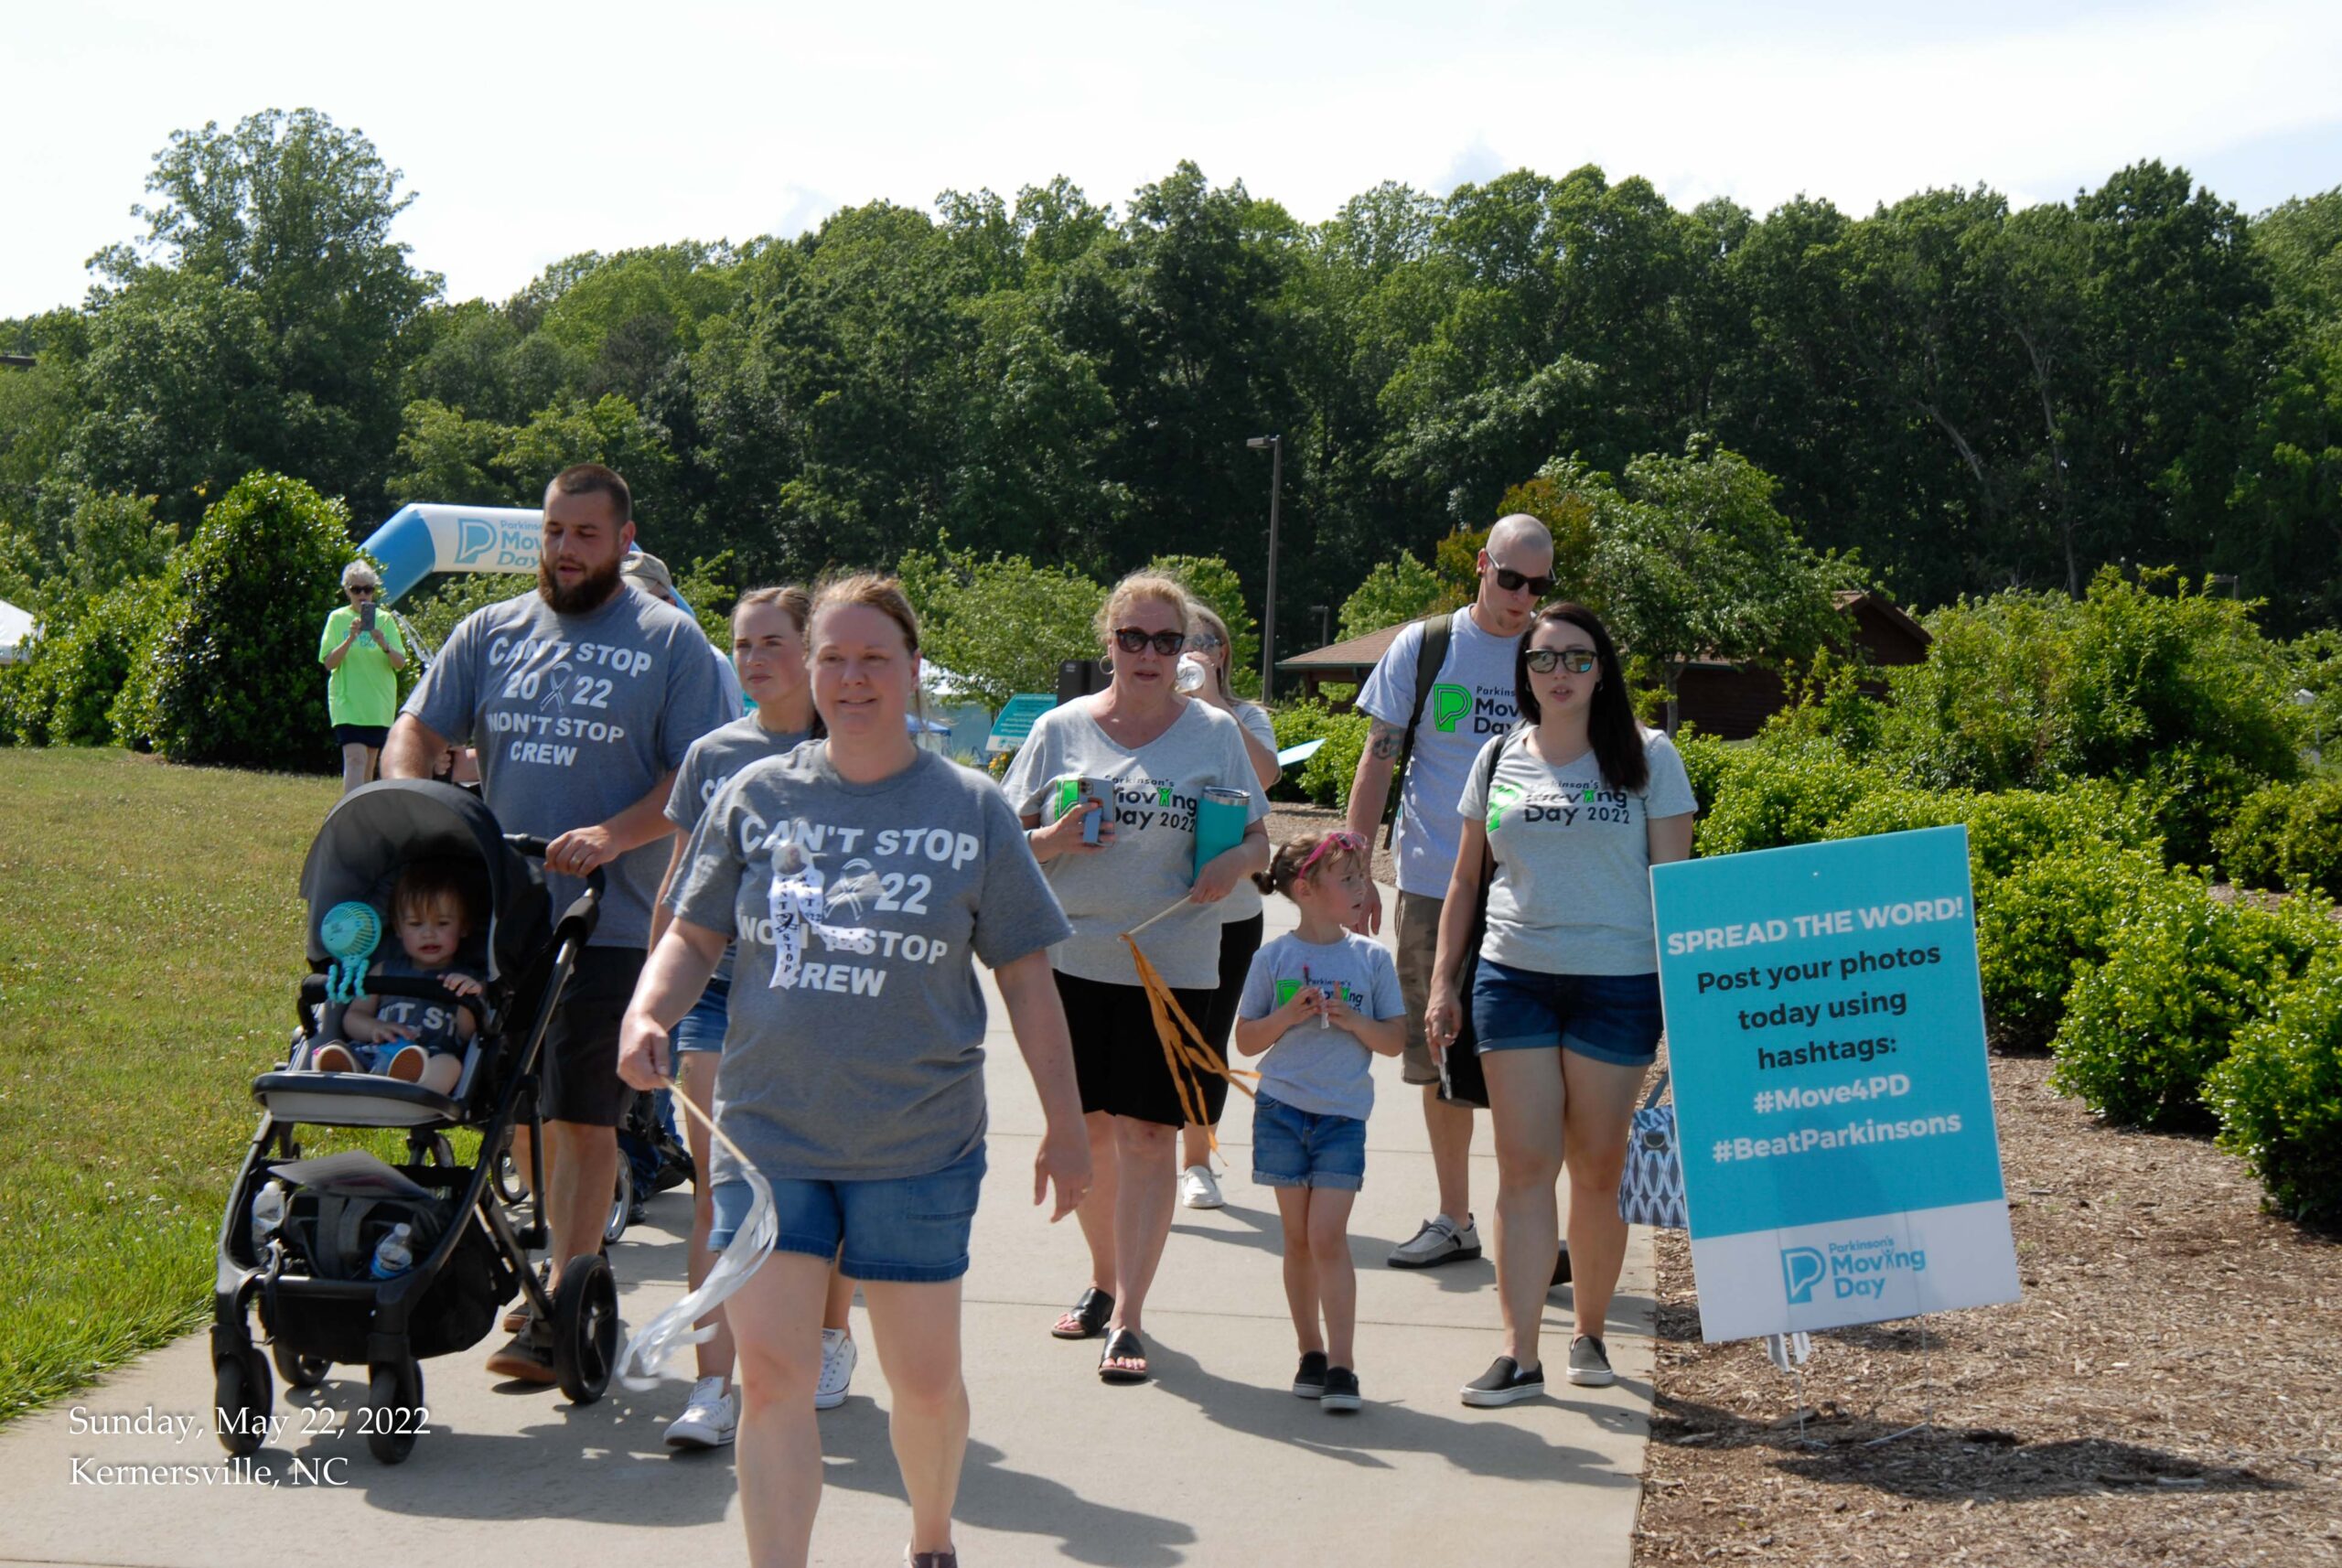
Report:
1001,572,1271,1384
1423,602,1696,1407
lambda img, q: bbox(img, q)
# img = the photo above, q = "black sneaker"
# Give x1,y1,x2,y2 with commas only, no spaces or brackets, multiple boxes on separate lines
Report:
1320,1366,1361,1413
1459,1355,1545,1408
1552,1243,1573,1288
483,1323,556,1385
1567,1335,1615,1387
1291,1349,1328,1400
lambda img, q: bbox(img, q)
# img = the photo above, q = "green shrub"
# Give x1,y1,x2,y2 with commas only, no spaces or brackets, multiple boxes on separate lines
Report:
2208,955,2342,1224
131,471,353,769
2050,886,2330,1129
1974,845,2180,1052
2215,776,2342,897
1674,731,1742,817
1693,744,1893,857
40,581,168,746
0,649,57,746
1268,702,1372,808
1826,779,2157,883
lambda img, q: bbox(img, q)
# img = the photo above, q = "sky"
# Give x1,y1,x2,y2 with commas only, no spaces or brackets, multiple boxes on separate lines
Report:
5,0,2340,317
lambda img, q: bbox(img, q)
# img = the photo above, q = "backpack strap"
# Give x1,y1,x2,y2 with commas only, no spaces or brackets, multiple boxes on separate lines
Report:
1382,612,1455,849
1471,729,1509,917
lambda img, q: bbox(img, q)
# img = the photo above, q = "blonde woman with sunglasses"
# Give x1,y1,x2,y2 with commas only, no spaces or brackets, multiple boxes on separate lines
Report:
318,561,408,793
1000,572,1271,1385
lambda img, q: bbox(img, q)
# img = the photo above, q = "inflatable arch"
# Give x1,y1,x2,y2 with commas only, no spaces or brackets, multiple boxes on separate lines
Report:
360,504,547,604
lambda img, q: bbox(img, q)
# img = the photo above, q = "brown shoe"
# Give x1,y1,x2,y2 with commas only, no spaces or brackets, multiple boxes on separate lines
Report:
385,1046,427,1083
484,1327,555,1384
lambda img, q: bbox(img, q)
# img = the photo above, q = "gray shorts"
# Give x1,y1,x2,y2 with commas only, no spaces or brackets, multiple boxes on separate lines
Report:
1394,890,1445,1086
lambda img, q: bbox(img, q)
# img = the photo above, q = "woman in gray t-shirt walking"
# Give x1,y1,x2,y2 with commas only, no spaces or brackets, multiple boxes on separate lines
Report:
1000,573,1270,1385
1425,603,1696,1408
618,575,1090,1568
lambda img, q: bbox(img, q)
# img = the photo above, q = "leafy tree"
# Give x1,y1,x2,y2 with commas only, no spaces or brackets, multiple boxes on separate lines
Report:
124,470,354,768
1338,551,1442,639
1551,443,1857,731
897,539,1102,710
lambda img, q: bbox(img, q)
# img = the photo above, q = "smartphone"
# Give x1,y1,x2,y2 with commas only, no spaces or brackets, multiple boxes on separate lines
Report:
357,601,376,631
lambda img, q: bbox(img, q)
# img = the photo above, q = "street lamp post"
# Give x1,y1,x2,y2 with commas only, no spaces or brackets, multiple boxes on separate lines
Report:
1248,434,1282,699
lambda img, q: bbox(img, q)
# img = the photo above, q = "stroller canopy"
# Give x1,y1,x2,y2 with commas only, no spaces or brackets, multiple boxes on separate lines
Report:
298,780,550,982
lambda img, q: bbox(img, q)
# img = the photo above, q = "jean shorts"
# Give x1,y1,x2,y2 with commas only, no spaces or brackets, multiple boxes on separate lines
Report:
1471,960,1664,1067
707,1143,986,1283
1251,1094,1367,1192
671,972,730,1057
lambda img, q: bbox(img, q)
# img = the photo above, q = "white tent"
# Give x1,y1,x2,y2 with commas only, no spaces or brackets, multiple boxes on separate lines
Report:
0,598,33,665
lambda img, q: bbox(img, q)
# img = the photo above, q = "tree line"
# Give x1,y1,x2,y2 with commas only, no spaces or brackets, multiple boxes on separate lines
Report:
4,107,2339,660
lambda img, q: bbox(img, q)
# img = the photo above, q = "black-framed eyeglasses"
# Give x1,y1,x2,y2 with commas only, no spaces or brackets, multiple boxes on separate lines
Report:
1185,633,1224,652
1525,648,1598,675
1490,563,1556,596
1113,627,1186,656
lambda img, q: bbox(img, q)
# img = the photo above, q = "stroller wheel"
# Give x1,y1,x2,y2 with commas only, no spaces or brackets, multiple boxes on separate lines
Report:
214,1348,271,1457
551,1252,618,1404
272,1339,330,1390
604,1160,634,1247
364,1359,424,1465
492,1131,527,1208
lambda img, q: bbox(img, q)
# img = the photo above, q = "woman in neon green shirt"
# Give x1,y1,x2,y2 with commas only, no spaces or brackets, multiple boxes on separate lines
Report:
318,561,408,793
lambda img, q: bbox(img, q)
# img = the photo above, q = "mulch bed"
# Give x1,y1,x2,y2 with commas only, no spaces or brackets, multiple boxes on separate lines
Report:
1635,1051,2342,1565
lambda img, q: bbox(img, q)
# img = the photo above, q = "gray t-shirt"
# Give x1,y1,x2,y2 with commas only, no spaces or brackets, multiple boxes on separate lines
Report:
664,715,814,987
405,585,731,950
1218,702,1279,926
1237,930,1404,1121
999,698,1269,989
669,745,1071,1182
1456,727,1698,976
1357,608,1524,898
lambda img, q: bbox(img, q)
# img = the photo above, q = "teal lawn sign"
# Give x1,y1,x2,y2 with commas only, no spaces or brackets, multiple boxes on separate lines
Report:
1650,826,2019,1342
985,694,1056,756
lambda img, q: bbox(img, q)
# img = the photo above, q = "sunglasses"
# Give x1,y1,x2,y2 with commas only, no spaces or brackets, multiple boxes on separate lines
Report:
1113,627,1186,656
1185,633,1224,652
1490,564,1556,596
348,585,376,597
1525,649,1599,675
1297,831,1368,880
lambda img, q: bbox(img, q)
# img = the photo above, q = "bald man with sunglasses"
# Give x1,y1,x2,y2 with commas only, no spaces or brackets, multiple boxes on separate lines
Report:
1346,513,1554,1270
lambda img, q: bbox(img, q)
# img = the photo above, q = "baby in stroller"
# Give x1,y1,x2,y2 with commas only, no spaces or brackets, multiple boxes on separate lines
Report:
309,859,485,1095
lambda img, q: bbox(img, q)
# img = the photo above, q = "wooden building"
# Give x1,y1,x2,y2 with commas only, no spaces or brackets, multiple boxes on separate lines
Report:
1274,591,1930,737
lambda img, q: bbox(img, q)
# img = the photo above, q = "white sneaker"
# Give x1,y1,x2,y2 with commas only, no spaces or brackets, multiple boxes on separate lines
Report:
664,1375,737,1449
1178,1164,1225,1209
816,1327,857,1410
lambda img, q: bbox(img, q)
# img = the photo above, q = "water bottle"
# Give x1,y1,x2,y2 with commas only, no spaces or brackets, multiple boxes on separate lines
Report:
370,1222,414,1280
1175,654,1209,694
250,1181,286,1244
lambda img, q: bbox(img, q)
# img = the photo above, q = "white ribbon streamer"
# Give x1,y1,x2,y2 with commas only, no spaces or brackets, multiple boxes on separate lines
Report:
618,1091,779,1391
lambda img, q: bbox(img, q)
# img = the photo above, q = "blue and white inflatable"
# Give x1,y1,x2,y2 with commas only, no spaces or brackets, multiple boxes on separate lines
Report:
360,503,546,604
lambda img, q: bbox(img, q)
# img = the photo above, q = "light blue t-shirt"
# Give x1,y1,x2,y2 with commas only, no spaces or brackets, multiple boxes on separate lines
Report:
1237,930,1404,1121
1356,608,1523,898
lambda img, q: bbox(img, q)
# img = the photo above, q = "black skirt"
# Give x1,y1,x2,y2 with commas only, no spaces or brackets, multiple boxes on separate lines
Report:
1055,968,1227,1127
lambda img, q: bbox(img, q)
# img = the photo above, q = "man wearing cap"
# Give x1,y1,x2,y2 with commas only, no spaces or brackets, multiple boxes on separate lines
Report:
382,464,732,1382
319,560,408,794
620,548,745,717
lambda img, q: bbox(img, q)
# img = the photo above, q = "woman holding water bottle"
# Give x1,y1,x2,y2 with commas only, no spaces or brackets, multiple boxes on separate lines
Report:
1175,604,1281,1209
1002,573,1271,1384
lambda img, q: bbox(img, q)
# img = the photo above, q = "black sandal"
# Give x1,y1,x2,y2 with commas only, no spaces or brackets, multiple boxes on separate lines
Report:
1098,1327,1149,1384
1050,1286,1113,1340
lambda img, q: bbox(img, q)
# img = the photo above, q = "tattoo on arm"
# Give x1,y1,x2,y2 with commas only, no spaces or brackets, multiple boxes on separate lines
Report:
1368,723,1402,761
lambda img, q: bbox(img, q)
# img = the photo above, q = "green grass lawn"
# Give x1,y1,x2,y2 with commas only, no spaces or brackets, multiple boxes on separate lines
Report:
0,747,342,1423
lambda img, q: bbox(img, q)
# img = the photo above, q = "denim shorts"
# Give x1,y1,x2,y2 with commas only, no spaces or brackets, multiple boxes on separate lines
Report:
707,1144,986,1283
1470,960,1664,1067
1251,1094,1367,1192
671,972,730,1057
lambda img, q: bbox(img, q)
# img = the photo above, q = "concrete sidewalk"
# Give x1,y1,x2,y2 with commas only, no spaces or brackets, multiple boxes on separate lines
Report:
0,886,1653,1566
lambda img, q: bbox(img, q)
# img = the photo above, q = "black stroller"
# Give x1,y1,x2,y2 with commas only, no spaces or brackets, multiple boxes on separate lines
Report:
211,779,619,1464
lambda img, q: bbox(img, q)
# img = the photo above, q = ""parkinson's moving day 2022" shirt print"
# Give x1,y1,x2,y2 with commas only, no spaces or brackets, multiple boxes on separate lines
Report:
671,746,1070,1182
406,583,731,949
1458,727,1698,976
